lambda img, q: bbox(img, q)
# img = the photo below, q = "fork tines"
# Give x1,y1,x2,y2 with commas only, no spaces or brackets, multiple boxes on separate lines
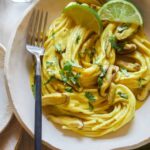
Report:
27,9,48,47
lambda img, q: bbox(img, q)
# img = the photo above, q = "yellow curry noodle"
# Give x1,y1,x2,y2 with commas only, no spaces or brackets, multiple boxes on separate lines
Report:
31,2,150,137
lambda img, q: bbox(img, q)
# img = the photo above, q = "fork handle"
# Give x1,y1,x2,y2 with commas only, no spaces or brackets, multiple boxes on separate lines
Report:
34,56,42,150
35,75,42,150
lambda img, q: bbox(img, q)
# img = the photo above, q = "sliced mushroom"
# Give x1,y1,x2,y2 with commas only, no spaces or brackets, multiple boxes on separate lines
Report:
137,82,150,101
116,60,140,72
99,65,119,97
42,93,69,106
115,24,138,40
117,43,137,55
107,83,117,104
49,115,84,129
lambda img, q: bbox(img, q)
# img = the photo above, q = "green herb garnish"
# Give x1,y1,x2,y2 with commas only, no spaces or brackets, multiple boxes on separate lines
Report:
100,66,107,77
59,61,80,86
76,35,81,44
85,92,96,102
59,70,68,83
118,92,128,99
109,36,126,53
98,66,107,88
63,61,72,72
138,78,146,88
69,73,80,85
31,84,35,96
70,60,81,68
109,36,118,49
46,61,54,68
51,31,55,38
65,87,73,93
109,36,122,52
94,56,101,65
85,92,95,111
55,43,63,54
44,76,55,85
88,102,94,111
120,67,129,77
98,76,103,88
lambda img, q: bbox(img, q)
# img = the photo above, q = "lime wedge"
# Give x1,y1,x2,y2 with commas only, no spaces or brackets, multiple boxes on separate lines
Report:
63,2,102,33
98,0,143,25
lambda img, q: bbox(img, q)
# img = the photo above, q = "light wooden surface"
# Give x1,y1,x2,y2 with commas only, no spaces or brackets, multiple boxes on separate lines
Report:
17,131,49,150
0,117,22,150
0,0,32,48
0,116,50,150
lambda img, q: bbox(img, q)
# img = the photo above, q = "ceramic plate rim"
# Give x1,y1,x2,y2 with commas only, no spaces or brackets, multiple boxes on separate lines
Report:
0,43,13,134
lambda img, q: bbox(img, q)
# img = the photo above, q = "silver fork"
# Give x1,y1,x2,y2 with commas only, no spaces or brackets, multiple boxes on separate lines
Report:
26,9,48,150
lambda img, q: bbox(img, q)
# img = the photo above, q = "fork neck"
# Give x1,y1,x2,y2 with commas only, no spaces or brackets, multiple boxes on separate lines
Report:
35,55,41,76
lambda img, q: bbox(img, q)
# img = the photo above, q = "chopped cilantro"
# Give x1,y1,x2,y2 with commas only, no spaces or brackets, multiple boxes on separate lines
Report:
120,68,129,77
46,61,53,66
85,92,95,110
44,76,55,85
46,61,54,68
69,73,80,85
65,87,73,93
55,43,63,54
70,60,81,68
98,66,107,88
59,61,80,86
51,32,55,38
109,36,118,49
100,66,107,77
31,84,35,96
109,36,126,53
118,92,128,99
94,56,101,65
138,78,146,88
63,61,72,72
59,70,68,83
69,76,76,85
76,35,81,44
109,36,122,52
88,102,94,111
85,92,96,102
98,77,103,88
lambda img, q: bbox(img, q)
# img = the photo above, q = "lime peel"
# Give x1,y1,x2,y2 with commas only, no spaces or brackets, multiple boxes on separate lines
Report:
63,2,102,33
98,0,143,26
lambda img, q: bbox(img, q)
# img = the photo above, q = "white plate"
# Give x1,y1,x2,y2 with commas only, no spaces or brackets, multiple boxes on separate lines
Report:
0,43,12,134
5,0,150,150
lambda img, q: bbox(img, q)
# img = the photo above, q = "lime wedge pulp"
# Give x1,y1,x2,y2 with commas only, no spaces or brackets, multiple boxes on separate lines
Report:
98,0,143,26
63,2,102,33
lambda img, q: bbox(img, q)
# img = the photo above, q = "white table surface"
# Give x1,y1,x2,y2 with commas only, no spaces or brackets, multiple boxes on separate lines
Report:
0,0,32,48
